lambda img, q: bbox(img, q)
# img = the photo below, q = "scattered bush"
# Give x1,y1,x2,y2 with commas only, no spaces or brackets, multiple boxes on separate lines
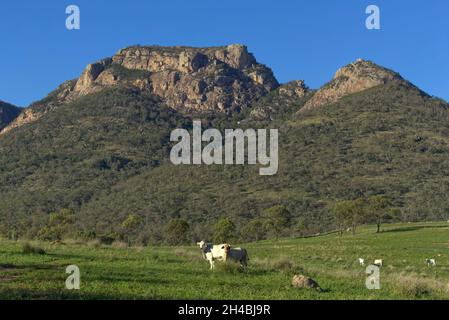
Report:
165,219,190,245
215,261,245,274
252,256,302,274
213,218,236,243
272,257,296,273
111,241,128,248
392,274,445,298
22,242,46,255
87,239,101,248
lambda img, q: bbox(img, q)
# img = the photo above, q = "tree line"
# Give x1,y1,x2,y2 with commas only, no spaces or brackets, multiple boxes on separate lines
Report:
9,197,401,246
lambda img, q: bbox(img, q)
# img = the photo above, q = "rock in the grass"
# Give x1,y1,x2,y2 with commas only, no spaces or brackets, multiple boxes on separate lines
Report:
292,274,321,291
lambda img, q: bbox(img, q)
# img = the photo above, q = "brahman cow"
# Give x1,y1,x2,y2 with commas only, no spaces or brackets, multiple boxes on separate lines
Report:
223,244,249,268
426,258,436,267
374,259,383,267
196,241,229,270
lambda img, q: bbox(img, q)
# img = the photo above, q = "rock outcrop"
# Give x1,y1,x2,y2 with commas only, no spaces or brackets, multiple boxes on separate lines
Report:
1,44,279,135
72,44,279,113
0,100,21,131
250,80,310,120
300,59,409,112
292,274,322,291
0,80,77,135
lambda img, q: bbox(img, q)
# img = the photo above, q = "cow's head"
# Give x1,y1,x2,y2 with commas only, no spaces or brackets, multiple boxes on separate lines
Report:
221,244,231,260
196,241,206,250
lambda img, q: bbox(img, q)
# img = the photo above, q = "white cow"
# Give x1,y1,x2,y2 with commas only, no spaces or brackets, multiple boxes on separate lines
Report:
426,259,436,267
223,244,249,268
374,259,383,267
197,241,228,270
358,258,365,266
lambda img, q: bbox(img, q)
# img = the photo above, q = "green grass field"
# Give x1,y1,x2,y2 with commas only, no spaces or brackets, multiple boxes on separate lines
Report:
1,222,449,300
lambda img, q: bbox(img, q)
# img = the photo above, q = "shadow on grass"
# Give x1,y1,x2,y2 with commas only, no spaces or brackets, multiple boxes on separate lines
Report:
383,225,448,234
0,263,62,271
0,287,172,300
93,274,170,286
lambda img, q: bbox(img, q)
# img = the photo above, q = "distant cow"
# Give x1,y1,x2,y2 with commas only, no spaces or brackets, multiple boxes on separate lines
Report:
358,258,365,266
196,241,228,270
223,244,249,268
374,259,383,267
426,259,436,267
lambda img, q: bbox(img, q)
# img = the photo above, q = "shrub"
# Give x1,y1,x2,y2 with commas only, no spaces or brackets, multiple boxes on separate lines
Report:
37,209,75,241
392,274,445,298
215,261,244,274
22,242,46,255
87,239,101,248
213,218,236,243
111,241,128,248
165,219,190,245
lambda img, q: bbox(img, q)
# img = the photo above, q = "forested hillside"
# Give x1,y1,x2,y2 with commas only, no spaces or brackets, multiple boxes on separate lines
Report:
0,47,448,244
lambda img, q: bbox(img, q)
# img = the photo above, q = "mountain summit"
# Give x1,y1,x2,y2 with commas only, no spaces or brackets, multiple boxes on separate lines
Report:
70,44,279,113
1,44,279,135
300,59,420,112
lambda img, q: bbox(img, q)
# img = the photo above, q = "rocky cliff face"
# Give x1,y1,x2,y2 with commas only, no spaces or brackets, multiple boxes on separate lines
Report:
1,44,279,135
0,101,21,131
72,44,279,113
1,52,432,136
300,59,412,112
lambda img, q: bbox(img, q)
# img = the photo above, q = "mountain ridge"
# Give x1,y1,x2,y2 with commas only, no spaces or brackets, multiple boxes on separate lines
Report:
3,46,440,137
1,45,448,244
0,100,21,131
300,59,429,112
1,44,280,136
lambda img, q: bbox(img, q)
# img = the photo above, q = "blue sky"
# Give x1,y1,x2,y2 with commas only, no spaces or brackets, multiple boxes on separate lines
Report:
0,0,448,107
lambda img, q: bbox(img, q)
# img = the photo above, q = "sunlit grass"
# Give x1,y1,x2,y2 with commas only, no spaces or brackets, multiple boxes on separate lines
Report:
0,222,448,300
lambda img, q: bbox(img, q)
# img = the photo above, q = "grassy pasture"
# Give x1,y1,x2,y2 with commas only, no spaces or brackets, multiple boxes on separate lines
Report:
1,222,449,300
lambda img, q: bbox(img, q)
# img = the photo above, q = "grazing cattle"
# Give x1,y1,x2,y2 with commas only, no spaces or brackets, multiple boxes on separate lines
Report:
223,244,249,268
196,241,229,270
358,258,365,266
374,259,383,267
426,259,436,267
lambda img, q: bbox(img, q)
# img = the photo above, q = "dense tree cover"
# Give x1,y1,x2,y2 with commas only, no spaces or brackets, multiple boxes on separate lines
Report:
0,82,449,245
165,219,190,245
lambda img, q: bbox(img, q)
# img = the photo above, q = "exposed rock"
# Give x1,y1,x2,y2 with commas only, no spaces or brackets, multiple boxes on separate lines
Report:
74,58,113,95
99,44,278,113
300,59,409,112
0,80,77,135
1,44,278,134
292,274,321,291
278,80,308,99
1,108,37,135
250,80,310,120
68,44,277,113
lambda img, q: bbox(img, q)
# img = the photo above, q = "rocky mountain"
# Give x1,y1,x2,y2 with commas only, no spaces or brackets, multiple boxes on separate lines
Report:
0,100,21,131
0,45,448,244
1,44,278,135
300,59,421,112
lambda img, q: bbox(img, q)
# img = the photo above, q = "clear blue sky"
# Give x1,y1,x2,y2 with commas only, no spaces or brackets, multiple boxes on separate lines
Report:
1,0,448,107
